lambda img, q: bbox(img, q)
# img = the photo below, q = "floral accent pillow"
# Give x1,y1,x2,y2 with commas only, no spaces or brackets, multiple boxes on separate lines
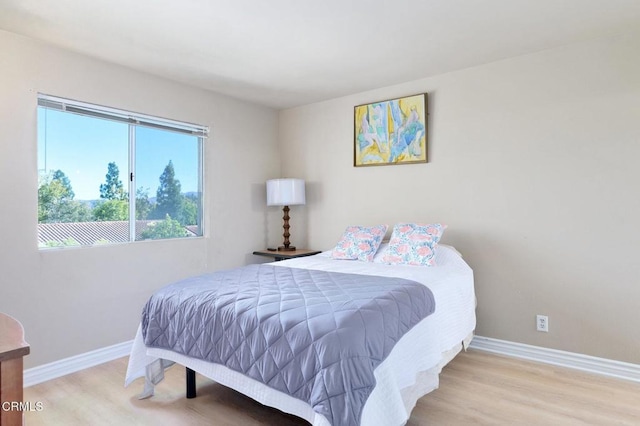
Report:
330,225,388,262
382,223,447,266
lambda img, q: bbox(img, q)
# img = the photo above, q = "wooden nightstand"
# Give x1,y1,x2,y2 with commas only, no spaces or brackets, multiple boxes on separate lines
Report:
253,249,322,262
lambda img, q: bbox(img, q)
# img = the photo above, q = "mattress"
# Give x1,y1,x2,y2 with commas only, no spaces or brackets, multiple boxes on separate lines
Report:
125,244,476,425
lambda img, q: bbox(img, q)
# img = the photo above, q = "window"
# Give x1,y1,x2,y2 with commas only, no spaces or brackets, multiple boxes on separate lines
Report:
37,94,207,248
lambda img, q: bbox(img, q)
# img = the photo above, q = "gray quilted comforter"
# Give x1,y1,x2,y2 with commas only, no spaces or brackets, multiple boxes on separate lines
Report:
141,264,435,426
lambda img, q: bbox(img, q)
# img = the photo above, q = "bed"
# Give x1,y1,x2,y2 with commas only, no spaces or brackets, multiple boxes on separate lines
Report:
125,244,476,426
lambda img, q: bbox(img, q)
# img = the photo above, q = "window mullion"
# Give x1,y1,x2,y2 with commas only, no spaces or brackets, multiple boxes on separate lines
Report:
129,124,136,242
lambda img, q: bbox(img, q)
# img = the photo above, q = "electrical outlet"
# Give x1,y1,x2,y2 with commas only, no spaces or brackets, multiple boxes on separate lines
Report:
536,315,549,332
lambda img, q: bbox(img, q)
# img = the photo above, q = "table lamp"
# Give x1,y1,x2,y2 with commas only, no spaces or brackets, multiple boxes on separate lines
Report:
267,178,305,251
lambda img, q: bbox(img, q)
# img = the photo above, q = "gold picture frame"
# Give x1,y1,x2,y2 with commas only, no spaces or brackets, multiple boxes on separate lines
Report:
354,93,427,167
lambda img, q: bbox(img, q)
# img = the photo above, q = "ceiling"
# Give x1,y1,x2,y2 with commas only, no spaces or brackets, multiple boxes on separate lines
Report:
1,0,639,109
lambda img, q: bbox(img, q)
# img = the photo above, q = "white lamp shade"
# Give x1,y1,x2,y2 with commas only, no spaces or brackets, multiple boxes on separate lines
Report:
266,178,306,206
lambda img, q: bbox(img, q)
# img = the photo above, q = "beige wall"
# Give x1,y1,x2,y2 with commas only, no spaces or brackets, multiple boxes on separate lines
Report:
279,33,640,364
0,30,281,368
2,27,639,370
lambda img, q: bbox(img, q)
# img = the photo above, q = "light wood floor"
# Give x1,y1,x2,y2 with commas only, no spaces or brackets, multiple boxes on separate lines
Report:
24,349,640,425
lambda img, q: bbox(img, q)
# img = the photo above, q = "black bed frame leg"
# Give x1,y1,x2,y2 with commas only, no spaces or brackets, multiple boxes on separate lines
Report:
186,367,196,398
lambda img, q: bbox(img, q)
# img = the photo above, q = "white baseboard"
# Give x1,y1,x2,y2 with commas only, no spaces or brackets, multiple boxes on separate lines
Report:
470,335,640,383
24,340,133,387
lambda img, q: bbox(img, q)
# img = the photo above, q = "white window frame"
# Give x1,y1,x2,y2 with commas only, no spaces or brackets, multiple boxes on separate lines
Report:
37,94,208,247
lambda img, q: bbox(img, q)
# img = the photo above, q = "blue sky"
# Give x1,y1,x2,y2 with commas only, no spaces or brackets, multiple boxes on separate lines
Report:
38,108,200,200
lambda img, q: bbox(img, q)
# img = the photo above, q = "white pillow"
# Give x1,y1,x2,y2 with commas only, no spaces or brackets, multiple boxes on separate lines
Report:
372,242,389,263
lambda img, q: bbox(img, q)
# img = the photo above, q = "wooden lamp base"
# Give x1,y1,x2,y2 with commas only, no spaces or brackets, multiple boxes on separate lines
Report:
278,205,297,252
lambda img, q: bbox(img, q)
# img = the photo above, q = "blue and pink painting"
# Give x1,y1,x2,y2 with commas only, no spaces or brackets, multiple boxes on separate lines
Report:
354,93,427,166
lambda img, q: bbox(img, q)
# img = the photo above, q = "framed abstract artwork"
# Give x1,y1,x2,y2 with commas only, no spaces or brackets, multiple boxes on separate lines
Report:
354,93,428,167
